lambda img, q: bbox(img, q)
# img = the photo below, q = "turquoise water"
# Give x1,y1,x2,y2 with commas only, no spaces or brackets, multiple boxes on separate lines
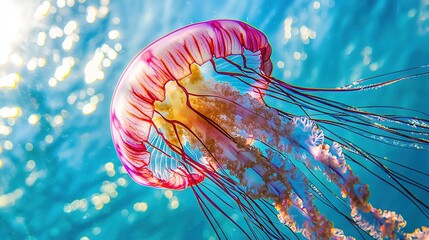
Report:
0,0,428,239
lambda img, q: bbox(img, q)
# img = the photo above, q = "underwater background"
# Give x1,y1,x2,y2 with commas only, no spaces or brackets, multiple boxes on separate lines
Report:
0,0,428,239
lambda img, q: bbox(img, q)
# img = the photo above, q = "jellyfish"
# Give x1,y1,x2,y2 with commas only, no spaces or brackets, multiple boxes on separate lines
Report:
110,20,429,239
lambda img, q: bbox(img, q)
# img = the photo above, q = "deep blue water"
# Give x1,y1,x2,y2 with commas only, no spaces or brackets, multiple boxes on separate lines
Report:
0,0,428,239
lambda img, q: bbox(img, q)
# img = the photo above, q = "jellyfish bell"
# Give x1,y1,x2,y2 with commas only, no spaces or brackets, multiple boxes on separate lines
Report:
110,19,429,239
111,20,273,189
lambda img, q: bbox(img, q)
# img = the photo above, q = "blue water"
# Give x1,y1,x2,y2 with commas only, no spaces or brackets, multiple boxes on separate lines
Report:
1,0,428,239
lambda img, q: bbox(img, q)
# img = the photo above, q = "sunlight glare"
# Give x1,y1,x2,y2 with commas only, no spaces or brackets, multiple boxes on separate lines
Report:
0,0,35,64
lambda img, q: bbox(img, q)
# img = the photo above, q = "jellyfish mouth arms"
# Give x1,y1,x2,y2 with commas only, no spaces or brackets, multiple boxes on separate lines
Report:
110,19,273,190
